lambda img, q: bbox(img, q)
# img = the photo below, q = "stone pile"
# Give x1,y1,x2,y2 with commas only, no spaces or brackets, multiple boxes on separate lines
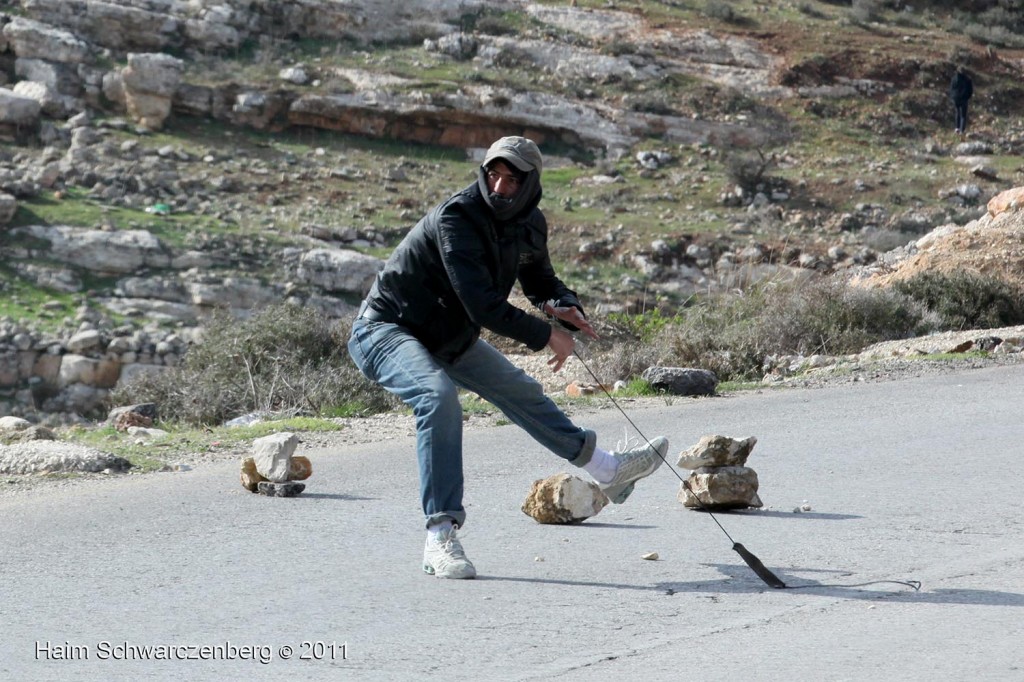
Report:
676,434,763,510
521,473,608,524
240,432,312,497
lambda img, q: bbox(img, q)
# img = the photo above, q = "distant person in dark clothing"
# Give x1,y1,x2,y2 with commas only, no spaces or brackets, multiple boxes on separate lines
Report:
949,67,974,135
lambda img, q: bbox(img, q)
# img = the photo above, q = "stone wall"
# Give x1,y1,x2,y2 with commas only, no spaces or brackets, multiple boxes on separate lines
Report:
0,319,187,421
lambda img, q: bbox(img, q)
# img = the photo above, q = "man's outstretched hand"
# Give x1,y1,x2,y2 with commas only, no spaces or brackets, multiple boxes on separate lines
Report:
543,303,599,373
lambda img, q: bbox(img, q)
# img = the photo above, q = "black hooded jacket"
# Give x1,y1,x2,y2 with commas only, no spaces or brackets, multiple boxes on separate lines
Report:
362,175,583,362
950,71,973,104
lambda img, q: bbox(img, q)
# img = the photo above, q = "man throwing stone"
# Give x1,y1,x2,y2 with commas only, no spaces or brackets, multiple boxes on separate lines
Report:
348,136,668,579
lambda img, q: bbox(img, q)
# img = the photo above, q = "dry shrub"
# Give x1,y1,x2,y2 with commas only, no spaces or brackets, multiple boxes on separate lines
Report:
725,149,775,194
111,304,397,425
893,271,1024,330
600,276,932,383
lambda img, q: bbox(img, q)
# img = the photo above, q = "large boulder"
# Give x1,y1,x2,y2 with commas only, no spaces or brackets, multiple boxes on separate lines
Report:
1,17,90,63
641,366,718,396
0,416,32,433
121,53,184,130
0,192,16,224
22,0,182,51
186,277,282,311
296,248,383,294
11,80,59,117
10,225,170,274
0,87,42,126
117,363,167,388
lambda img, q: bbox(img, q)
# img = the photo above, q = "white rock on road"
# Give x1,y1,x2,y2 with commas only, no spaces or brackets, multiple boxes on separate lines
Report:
0,440,131,475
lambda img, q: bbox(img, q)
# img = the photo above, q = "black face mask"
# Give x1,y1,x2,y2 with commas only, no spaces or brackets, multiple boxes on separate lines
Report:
477,166,542,222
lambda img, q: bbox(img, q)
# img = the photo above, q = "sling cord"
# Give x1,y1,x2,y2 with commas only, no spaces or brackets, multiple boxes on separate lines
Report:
571,349,921,592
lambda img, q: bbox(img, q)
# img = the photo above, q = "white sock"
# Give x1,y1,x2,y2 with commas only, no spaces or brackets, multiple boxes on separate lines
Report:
583,447,619,484
428,520,453,538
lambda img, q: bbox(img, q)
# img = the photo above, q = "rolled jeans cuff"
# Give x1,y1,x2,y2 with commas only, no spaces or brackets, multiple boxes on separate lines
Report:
426,511,467,530
568,429,598,467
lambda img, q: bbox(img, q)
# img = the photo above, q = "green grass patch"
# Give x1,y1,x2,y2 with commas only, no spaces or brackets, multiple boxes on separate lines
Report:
607,309,682,344
0,266,77,327
319,401,393,419
7,187,231,247
63,416,346,470
716,379,764,393
911,351,990,362
613,378,658,397
8,187,107,228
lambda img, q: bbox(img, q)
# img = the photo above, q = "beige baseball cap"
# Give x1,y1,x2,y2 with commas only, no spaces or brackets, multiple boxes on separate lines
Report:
482,136,543,176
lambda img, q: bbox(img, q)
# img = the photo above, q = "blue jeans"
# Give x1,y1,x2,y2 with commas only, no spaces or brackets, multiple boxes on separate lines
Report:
348,317,596,529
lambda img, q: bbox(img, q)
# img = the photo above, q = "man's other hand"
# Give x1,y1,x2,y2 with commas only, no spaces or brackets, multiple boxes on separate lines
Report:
546,326,575,373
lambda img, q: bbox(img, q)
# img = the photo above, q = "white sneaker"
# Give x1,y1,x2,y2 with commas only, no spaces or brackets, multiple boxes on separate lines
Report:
423,525,477,579
600,436,668,504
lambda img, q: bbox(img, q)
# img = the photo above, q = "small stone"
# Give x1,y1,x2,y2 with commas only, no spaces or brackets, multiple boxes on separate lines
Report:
288,455,312,481
534,556,544,562
107,403,159,425
641,366,718,396
240,457,264,492
565,382,610,397
256,481,306,497
126,426,169,439
641,552,659,561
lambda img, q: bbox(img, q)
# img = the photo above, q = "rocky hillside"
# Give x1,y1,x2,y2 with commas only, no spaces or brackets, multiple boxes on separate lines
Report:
2,0,1024,420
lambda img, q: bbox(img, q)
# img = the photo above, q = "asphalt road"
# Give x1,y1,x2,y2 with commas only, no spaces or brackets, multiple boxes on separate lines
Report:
3,364,1023,681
